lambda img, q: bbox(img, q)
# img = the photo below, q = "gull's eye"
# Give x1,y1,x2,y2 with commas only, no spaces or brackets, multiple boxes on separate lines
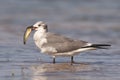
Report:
38,24,41,26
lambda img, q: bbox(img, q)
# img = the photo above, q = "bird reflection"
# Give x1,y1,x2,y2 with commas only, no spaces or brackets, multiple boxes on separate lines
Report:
30,63,95,80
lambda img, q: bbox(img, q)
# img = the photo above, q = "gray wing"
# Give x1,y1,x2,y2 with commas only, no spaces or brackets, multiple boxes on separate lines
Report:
46,32,74,43
42,32,88,53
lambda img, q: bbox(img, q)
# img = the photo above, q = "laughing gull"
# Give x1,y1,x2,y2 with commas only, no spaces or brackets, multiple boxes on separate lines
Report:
23,21,111,64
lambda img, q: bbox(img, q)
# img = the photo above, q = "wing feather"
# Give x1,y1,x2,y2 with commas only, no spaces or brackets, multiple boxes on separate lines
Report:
42,33,88,53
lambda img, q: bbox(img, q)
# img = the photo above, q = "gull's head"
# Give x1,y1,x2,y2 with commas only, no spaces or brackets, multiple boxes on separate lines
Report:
23,21,48,44
33,21,48,32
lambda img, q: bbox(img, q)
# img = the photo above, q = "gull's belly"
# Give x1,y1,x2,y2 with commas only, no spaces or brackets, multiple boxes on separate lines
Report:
44,47,96,57
34,37,47,48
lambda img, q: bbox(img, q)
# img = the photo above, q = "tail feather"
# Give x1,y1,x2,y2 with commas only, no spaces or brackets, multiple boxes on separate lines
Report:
82,44,111,49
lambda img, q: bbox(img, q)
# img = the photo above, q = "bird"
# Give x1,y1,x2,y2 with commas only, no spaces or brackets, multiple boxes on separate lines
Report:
23,21,111,64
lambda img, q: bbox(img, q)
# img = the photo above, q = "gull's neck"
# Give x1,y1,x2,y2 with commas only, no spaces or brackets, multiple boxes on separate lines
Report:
34,30,47,41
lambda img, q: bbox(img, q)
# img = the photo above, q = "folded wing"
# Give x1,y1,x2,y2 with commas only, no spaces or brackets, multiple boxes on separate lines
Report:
42,33,88,53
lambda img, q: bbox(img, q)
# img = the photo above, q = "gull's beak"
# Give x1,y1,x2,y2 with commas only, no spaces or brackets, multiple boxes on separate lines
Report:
23,26,33,45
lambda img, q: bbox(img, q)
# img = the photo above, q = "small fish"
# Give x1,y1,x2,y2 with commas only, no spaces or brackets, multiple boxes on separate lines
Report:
23,26,32,44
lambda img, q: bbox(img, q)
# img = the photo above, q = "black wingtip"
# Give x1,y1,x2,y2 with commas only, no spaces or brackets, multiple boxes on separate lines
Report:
92,44,111,47
81,44,111,49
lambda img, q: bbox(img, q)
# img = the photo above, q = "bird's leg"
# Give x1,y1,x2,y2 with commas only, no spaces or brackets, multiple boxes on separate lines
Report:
71,56,74,64
53,56,56,64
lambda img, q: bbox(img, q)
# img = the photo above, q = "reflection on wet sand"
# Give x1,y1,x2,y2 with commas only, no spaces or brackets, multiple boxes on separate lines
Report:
31,63,93,73
30,63,97,80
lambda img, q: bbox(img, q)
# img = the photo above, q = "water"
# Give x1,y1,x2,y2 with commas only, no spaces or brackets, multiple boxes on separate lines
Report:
0,0,120,80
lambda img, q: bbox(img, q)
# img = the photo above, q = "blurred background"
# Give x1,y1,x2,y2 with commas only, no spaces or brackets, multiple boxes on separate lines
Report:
0,0,120,80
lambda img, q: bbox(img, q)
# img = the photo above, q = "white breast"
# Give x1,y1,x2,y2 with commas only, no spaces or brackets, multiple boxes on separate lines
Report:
33,30,47,49
41,47,57,54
